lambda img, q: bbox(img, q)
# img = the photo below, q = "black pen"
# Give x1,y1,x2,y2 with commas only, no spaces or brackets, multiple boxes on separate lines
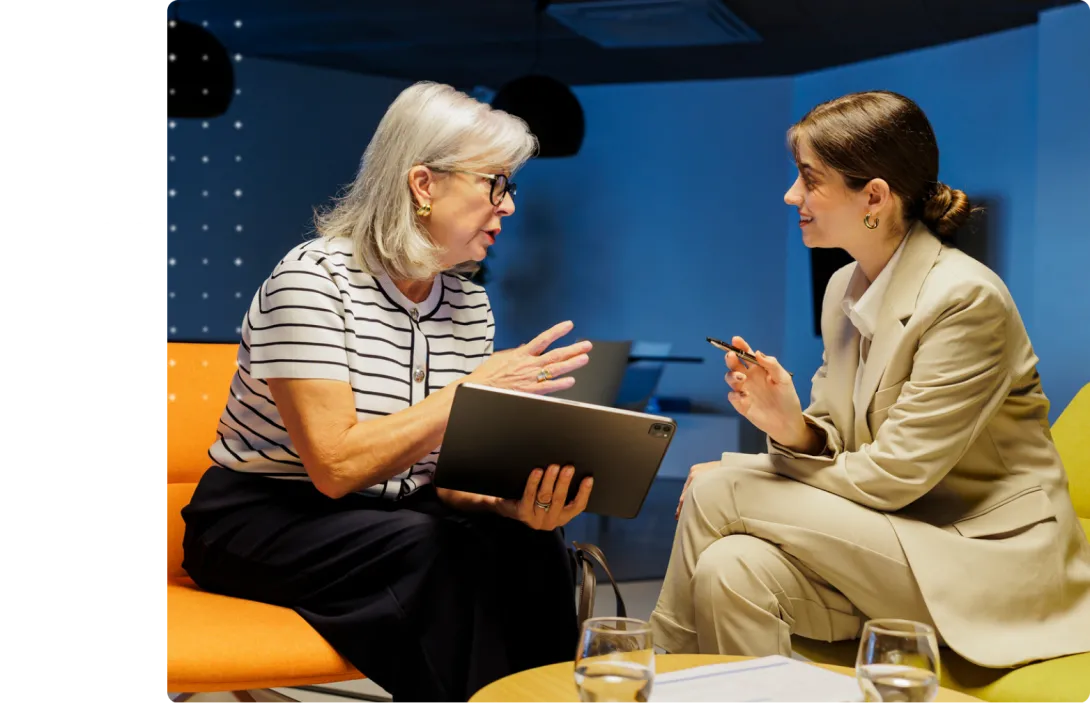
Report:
706,337,794,377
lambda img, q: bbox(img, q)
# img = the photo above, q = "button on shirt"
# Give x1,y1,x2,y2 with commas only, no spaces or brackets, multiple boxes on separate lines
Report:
840,234,909,397
210,236,496,500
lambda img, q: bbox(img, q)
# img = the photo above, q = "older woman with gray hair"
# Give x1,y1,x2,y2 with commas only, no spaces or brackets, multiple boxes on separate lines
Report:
180,82,594,701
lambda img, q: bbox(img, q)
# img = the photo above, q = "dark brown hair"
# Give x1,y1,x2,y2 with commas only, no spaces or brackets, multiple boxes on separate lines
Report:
788,91,971,238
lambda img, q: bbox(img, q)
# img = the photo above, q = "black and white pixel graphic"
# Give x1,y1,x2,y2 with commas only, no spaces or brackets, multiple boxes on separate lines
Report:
1,13,159,407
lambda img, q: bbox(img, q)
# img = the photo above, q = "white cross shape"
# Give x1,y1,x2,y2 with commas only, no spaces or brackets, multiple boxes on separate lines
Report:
129,213,153,238
97,348,120,374
129,348,153,372
97,214,120,239
127,80,151,104
96,383,120,405
129,110,153,136
129,392,154,407
96,248,120,272
97,110,120,135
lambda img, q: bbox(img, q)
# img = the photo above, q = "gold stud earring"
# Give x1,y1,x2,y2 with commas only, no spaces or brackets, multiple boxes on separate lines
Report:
864,212,879,229
416,203,432,217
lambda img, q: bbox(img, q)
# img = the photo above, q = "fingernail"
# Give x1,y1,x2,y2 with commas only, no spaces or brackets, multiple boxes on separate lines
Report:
563,467,574,477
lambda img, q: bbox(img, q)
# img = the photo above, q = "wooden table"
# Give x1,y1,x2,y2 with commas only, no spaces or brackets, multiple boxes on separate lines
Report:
470,653,981,702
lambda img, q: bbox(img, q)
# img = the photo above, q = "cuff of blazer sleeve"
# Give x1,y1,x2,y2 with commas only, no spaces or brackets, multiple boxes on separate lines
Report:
766,414,840,460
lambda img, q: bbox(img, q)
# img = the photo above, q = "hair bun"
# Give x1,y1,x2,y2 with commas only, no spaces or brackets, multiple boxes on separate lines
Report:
921,182,970,237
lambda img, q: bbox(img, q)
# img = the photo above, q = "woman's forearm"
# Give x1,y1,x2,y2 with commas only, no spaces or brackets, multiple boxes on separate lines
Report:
298,380,467,498
436,487,501,513
770,415,825,456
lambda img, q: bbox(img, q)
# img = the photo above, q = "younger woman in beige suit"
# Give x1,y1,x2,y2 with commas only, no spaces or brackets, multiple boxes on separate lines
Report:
652,91,1090,668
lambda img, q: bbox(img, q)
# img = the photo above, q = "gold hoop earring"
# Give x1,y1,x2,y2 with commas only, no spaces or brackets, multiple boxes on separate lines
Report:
864,212,879,229
415,203,432,217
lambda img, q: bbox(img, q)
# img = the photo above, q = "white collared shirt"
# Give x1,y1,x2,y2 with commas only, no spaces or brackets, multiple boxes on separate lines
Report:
841,234,909,396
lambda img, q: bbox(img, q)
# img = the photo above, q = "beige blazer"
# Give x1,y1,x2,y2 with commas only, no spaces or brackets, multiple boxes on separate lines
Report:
766,223,1090,667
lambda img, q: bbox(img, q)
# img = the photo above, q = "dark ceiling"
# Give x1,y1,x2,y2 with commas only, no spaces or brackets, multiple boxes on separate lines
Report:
172,0,1077,90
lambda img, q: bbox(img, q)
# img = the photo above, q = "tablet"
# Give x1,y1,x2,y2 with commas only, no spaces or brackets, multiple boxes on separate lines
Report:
433,383,677,518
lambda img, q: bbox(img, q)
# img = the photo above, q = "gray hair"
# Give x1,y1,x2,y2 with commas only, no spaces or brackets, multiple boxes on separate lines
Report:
313,81,537,280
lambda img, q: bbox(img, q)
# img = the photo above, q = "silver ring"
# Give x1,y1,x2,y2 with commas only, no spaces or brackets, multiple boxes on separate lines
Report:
534,500,551,511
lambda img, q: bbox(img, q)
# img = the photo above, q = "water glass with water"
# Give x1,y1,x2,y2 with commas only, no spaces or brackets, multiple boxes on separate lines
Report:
856,619,941,702
574,617,655,702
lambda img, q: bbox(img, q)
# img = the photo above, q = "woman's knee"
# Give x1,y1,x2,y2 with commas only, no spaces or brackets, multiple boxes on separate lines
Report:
691,535,785,608
686,466,749,522
687,464,788,526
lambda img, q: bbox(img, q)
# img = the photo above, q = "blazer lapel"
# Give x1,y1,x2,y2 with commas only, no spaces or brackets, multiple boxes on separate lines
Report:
833,322,861,450
853,224,943,445
822,268,862,450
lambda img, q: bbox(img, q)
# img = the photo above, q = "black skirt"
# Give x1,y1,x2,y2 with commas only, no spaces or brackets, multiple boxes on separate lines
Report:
181,466,578,701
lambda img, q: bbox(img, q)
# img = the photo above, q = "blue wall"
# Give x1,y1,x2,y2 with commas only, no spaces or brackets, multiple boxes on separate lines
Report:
167,59,409,340
783,26,1041,407
1033,3,1090,417
781,6,1089,418
169,6,1088,417
488,78,792,409
167,66,794,412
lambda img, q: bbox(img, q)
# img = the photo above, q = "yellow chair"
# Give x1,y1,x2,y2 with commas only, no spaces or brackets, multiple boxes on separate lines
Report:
792,382,1090,702
167,342,366,701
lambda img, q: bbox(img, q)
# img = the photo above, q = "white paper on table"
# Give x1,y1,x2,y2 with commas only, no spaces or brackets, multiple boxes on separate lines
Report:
649,655,864,702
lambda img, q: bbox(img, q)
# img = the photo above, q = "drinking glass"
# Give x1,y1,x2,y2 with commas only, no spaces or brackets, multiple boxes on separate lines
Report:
856,619,941,702
574,617,655,702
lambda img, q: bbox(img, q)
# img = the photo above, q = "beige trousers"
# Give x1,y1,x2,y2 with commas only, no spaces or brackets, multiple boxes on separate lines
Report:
650,458,936,656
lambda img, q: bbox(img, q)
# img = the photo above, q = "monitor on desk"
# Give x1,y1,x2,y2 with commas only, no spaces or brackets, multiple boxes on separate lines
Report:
615,341,672,411
550,340,632,407
551,340,691,410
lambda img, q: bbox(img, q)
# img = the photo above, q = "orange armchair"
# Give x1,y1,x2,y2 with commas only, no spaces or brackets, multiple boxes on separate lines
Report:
167,342,365,700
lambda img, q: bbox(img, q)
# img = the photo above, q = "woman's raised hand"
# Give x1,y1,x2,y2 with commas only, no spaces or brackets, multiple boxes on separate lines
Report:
467,321,591,395
723,336,807,444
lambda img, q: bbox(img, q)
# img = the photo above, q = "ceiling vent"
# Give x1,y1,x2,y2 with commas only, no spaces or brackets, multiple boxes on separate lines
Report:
546,0,760,49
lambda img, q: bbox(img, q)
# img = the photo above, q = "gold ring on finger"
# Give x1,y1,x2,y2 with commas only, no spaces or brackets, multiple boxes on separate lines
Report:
536,367,552,383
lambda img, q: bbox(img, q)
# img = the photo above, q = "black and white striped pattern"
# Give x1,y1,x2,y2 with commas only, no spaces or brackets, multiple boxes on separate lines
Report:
209,237,495,500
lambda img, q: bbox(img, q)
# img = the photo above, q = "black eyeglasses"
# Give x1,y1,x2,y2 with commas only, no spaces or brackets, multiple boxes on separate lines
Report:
429,167,516,206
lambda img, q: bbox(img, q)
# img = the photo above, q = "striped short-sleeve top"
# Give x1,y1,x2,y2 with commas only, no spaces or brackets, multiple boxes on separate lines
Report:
208,236,495,500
